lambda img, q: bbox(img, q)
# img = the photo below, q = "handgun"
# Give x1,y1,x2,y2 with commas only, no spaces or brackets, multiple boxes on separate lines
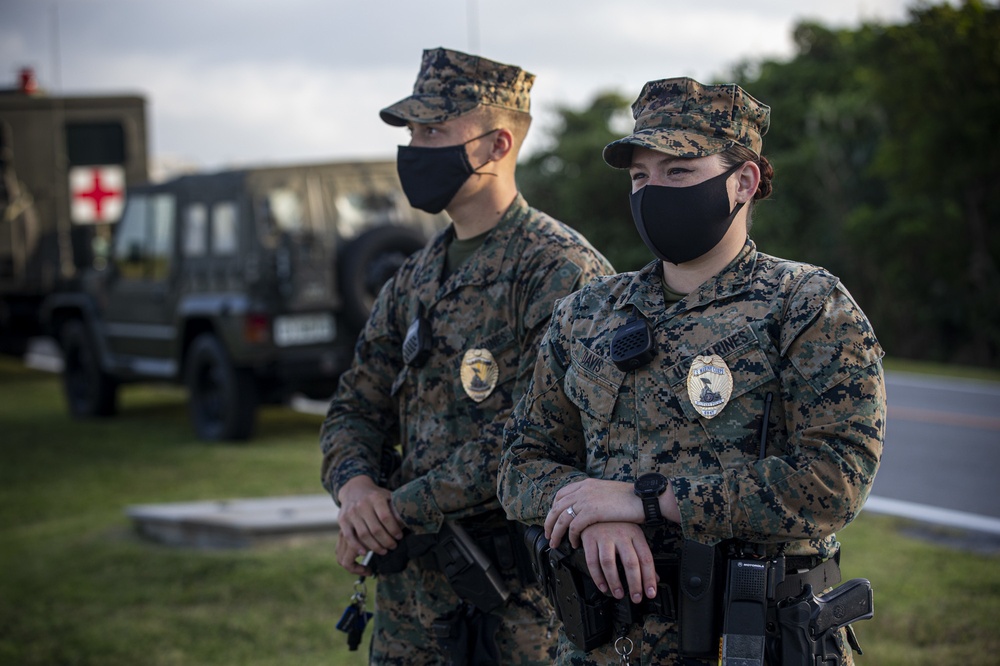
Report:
776,578,874,666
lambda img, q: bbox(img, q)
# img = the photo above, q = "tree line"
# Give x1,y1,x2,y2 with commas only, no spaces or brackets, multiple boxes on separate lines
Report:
518,0,999,369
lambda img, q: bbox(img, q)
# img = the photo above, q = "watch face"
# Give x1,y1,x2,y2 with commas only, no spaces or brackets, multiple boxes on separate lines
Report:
636,473,666,495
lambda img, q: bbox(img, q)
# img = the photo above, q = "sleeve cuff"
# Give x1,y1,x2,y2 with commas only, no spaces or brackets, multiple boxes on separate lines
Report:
328,463,378,508
391,477,444,534
671,473,733,543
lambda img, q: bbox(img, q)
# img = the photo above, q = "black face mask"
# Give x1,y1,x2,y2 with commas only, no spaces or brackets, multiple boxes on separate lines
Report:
396,129,498,214
629,163,745,265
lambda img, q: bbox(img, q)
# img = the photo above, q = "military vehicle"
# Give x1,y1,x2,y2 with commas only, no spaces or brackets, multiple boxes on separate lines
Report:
43,160,443,440
1,68,148,354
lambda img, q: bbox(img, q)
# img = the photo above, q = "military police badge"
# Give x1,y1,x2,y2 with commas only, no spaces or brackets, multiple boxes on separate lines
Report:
461,348,499,402
686,354,733,418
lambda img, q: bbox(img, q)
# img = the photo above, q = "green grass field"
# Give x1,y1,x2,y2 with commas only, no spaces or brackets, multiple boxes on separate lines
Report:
1,355,998,665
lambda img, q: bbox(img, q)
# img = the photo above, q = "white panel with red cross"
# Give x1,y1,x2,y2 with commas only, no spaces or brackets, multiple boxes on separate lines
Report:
69,165,126,224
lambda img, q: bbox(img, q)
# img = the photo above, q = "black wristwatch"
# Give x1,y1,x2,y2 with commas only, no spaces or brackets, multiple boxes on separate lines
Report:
634,473,669,526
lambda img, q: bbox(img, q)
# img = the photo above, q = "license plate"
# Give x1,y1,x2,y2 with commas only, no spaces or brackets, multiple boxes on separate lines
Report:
273,313,336,347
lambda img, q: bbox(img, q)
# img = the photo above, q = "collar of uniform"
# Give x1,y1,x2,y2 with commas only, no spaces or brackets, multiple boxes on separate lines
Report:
613,261,667,320
614,238,758,319
681,238,758,310
432,192,530,299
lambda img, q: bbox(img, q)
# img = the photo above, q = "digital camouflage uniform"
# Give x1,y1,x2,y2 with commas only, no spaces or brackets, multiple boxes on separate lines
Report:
320,48,615,665
498,78,886,665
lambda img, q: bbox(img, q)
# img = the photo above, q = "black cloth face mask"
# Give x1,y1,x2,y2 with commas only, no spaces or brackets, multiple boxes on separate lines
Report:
629,162,746,265
396,129,498,214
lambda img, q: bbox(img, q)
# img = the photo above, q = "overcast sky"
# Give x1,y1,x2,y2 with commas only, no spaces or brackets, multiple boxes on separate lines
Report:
2,0,921,177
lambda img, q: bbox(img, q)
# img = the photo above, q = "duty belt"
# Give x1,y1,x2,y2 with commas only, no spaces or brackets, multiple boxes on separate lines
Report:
524,525,859,659
610,553,841,627
612,559,681,623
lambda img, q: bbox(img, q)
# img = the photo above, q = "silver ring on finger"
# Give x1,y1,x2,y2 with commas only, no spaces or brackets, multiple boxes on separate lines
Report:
566,506,577,518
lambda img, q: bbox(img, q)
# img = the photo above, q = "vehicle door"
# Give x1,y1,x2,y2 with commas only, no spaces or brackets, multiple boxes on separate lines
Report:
249,169,337,348
104,186,178,375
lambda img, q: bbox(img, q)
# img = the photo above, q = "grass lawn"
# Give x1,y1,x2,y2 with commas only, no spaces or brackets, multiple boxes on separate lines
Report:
1,354,998,665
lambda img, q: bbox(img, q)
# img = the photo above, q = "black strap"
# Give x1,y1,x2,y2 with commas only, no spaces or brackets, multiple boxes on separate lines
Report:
416,521,535,585
774,554,842,600
432,602,502,666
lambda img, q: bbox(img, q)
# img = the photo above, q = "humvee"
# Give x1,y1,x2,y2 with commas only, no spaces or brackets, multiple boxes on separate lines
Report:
43,160,445,440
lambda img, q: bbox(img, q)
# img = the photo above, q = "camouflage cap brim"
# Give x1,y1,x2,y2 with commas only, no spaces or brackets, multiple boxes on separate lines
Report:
379,95,480,127
603,77,769,170
603,129,735,169
381,48,534,128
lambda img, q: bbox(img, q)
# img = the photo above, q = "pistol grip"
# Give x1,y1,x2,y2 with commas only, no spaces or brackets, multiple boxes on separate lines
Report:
813,578,874,634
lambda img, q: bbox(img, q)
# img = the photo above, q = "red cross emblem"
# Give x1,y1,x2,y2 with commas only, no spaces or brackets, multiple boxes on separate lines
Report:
69,165,125,224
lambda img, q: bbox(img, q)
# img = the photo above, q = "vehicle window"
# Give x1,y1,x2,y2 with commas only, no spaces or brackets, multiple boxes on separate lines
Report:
112,192,175,280
183,204,208,257
65,122,126,165
0,137,9,217
212,201,238,255
148,194,175,280
334,189,406,237
266,188,305,233
114,195,148,279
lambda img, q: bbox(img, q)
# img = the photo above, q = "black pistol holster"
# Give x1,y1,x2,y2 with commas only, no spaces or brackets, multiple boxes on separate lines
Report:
524,525,678,653
772,577,873,666
529,525,615,651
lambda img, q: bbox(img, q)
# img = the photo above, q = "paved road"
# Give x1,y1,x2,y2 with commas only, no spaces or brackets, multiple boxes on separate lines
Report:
869,372,1000,524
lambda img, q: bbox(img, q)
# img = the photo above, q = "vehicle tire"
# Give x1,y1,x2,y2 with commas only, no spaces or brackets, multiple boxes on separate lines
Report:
339,225,427,330
59,319,118,417
184,333,257,441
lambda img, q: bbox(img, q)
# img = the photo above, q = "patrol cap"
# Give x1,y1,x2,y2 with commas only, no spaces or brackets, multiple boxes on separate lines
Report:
380,47,535,127
603,77,770,168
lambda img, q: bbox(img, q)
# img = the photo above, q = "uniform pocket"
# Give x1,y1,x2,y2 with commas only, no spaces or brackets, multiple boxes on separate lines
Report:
668,326,778,430
564,342,624,462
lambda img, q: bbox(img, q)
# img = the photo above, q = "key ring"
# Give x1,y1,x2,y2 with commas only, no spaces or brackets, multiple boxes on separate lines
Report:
614,635,633,665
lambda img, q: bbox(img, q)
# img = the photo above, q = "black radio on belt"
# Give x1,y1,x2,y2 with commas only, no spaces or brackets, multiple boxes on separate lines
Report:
610,312,656,371
402,306,432,368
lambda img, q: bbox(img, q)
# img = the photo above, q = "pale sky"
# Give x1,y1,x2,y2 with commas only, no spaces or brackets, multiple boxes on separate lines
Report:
1,0,922,178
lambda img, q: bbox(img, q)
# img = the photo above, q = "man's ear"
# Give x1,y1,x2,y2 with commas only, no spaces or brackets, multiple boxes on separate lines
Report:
489,128,514,161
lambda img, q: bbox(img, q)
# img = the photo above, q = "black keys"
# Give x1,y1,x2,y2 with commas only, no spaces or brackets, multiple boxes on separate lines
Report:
336,580,372,651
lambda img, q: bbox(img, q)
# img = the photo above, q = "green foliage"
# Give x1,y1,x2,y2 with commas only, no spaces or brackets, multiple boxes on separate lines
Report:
726,2,1000,367
518,0,1000,367
855,0,1000,365
519,91,652,272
